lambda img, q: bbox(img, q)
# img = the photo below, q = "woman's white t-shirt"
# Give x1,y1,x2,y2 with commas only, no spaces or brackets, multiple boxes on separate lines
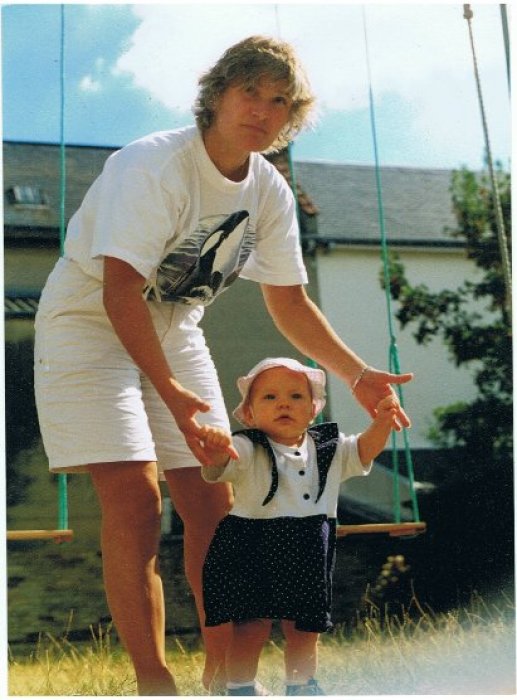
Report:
64,126,307,305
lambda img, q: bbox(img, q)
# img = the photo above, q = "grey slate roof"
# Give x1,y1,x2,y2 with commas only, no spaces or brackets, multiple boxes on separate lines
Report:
4,141,114,241
294,160,459,245
4,140,460,246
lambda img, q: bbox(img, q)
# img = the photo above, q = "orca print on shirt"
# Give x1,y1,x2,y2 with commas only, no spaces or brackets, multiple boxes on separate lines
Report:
147,210,253,305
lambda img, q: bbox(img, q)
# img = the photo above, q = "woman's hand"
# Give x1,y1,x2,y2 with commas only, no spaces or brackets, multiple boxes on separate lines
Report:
103,257,232,467
352,367,413,429
261,285,414,428
169,383,239,466
167,383,214,465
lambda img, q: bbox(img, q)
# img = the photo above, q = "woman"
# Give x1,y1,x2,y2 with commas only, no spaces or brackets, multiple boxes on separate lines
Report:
34,36,412,695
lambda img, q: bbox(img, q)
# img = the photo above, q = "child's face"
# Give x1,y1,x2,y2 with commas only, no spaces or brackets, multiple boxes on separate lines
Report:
243,367,316,446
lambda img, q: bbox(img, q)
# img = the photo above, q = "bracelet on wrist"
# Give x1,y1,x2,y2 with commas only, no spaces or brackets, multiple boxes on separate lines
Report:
351,366,370,394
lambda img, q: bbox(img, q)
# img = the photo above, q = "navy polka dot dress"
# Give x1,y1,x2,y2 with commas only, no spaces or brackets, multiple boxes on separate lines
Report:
203,424,340,633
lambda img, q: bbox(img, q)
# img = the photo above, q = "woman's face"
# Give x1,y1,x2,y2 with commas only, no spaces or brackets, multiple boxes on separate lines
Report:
243,367,316,446
209,77,292,156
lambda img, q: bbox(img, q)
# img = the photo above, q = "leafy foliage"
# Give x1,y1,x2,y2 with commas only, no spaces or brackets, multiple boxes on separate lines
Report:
383,165,513,603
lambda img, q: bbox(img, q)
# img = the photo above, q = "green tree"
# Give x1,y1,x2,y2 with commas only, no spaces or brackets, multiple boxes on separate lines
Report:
385,165,512,604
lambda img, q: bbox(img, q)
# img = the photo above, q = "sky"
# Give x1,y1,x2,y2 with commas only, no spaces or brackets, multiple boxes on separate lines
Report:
1,2,512,171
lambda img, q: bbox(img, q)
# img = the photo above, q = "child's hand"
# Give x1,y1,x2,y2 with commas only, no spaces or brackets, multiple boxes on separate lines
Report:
374,396,402,432
198,425,239,466
358,395,405,465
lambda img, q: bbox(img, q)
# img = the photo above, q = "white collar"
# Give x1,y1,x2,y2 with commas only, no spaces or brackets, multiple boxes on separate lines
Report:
268,433,309,460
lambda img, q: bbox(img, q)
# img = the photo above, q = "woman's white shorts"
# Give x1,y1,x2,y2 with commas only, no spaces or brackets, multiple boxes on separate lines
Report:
34,258,230,477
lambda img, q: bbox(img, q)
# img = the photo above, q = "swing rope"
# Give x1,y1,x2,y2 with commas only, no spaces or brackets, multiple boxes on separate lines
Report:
7,4,72,543
463,4,511,317
286,140,324,423
499,4,511,96
278,1,325,405
287,141,324,427
57,3,70,534
335,10,425,538
361,5,421,525
278,4,424,536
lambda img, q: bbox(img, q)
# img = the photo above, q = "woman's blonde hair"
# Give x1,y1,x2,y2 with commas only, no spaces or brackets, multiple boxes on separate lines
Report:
194,35,316,153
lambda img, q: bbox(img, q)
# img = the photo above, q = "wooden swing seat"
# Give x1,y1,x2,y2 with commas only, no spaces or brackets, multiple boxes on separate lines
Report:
7,529,74,543
337,521,426,538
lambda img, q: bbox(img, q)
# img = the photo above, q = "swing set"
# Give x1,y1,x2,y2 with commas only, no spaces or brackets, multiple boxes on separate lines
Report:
6,4,510,544
7,6,72,544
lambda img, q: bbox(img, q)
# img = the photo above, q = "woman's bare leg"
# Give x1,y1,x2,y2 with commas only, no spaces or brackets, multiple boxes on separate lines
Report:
281,620,319,683
165,467,233,691
226,619,273,683
89,461,177,696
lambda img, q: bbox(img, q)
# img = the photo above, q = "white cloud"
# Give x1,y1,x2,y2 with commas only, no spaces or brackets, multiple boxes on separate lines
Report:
111,3,510,167
114,4,279,112
79,75,102,93
79,57,108,94
361,4,510,165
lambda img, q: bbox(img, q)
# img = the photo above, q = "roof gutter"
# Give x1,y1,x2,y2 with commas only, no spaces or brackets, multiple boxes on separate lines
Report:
305,235,466,250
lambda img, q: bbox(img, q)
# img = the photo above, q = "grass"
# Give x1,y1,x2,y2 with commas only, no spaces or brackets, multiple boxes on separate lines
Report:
7,444,199,644
6,445,399,647
8,592,515,696
7,445,516,695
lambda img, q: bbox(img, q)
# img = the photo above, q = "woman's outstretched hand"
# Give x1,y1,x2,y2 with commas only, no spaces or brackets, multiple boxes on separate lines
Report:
168,385,214,466
169,383,238,466
351,367,413,429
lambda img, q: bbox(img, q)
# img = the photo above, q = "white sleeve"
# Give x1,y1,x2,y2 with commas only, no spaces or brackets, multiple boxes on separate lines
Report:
87,150,181,280
239,170,308,286
339,433,373,481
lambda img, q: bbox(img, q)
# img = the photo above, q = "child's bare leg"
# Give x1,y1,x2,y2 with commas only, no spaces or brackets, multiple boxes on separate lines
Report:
281,620,319,683
227,619,273,683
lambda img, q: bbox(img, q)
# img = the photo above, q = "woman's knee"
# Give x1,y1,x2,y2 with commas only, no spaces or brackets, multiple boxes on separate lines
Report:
166,468,232,532
89,461,162,530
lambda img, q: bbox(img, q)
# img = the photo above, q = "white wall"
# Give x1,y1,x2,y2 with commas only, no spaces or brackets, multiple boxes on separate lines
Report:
315,245,481,449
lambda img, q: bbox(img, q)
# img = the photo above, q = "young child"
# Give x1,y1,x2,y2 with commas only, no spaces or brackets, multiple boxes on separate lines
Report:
200,357,402,696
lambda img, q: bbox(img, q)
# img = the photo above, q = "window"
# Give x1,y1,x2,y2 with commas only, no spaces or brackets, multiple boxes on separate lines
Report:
6,185,49,208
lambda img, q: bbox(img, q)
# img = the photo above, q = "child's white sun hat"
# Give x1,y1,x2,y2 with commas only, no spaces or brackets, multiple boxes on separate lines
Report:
233,357,327,426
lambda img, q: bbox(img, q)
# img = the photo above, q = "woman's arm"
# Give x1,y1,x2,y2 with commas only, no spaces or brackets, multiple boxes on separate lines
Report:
261,283,413,427
103,256,215,465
